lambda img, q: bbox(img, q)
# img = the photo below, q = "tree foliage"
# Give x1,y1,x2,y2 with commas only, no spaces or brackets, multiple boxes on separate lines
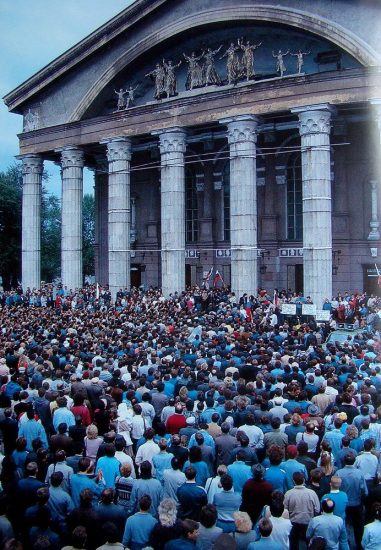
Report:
0,165,22,288
83,193,95,277
0,164,96,288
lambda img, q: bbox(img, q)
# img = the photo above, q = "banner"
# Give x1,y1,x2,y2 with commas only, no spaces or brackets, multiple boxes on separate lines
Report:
281,304,297,315
302,304,317,316
315,309,330,321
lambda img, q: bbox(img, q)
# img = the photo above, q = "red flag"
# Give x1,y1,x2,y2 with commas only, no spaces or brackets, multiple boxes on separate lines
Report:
213,270,224,287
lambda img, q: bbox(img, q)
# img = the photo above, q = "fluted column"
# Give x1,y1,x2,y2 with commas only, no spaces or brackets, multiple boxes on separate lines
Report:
152,127,186,296
20,154,43,290
291,104,336,307
368,180,380,240
105,138,132,298
58,147,84,291
219,115,259,297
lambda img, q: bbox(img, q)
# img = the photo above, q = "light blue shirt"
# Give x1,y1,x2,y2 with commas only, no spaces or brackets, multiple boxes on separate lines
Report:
306,513,349,550
18,420,48,451
362,519,381,550
122,511,157,549
52,407,75,431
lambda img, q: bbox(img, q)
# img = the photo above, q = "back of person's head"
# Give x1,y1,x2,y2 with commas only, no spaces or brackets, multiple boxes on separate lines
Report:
26,408,35,420
268,445,283,466
101,488,115,504
78,457,91,472
139,494,152,512
182,519,199,539
55,450,66,463
221,422,230,434
80,488,94,508
104,443,116,457
158,498,178,527
310,468,323,484
184,466,196,481
220,473,233,491
258,517,273,538
286,445,298,459
293,471,305,486
308,536,327,549
140,460,152,479
199,504,217,528
321,498,335,514
344,452,356,466
195,432,205,446
269,499,284,518
71,526,87,549
50,471,63,488
341,436,350,448
271,417,281,430
189,445,202,463
101,522,119,544
236,449,247,462
36,487,50,505
364,438,374,452
252,463,265,481
145,427,155,440
297,441,308,456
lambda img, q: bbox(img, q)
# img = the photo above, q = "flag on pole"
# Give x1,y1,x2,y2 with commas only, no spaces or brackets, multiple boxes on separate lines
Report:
213,270,224,287
96,283,100,300
204,267,213,281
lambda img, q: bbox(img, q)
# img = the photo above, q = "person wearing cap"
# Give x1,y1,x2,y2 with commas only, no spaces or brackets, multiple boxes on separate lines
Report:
180,416,198,440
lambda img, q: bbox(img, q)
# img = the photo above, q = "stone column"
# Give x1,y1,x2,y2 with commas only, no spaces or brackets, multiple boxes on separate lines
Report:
368,180,380,240
20,154,43,290
291,104,336,307
105,137,132,298
219,115,259,297
59,147,84,291
152,127,186,296
93,157,109,286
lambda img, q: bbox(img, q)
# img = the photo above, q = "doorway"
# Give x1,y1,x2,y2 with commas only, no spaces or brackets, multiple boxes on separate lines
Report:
131,265,141,288
287,264,303,294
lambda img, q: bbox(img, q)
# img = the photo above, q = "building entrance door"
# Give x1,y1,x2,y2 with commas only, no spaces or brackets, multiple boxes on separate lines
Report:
287,264,304,294
131,265,141,288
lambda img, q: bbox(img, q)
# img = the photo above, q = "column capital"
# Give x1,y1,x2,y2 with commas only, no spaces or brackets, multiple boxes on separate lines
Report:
56,146,85,168
291,103,337,136
219,115,260,144
17,154,43,176
152,127,187,154
101,137,132,162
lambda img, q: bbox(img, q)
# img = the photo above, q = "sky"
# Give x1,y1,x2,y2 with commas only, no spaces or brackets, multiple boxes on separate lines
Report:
0,0,134,195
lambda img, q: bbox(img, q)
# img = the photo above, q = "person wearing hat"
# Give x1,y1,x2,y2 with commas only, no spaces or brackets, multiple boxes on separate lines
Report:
179,417,198,441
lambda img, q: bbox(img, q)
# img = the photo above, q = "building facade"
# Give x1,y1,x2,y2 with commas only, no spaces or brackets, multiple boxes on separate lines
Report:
4,0,381,304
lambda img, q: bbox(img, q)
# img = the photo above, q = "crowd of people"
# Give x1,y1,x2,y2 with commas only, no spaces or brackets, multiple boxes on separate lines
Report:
0,284,380,550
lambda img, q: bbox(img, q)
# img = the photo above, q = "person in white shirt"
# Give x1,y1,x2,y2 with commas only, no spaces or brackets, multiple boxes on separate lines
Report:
135,428,160,472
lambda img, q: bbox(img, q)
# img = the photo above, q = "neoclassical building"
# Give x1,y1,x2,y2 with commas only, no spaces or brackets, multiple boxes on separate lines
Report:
4,0,381,304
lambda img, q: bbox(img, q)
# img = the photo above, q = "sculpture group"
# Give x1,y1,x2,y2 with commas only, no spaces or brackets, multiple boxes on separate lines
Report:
116,38,311,108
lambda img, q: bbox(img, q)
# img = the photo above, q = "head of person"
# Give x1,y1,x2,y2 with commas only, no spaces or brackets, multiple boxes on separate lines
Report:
101,522,119,545
252,463,266,481
158,498,178,527
50,471,64,488
140,460,153,480
220,474,233,492
233,511,252,533
258,517,273,538
189,445,202,463
182,519,199,542
199,504,218,529
120,462,132,478
184,466,197,481
321,498,335,514
292,471,305,487
86,424,99,440
330,476,342,491
25,461,38,478
80,488,94,509
139,494,152,512
268,445,284,466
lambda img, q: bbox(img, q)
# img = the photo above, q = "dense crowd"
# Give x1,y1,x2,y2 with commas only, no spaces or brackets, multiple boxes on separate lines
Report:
0,285,380,550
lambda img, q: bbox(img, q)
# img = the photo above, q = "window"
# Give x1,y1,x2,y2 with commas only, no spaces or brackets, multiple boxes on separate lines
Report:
186,169,198,242
222,162,230,241
286,153,303,240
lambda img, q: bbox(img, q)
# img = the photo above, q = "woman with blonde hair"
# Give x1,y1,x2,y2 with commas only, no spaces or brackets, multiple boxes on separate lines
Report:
83,424,102,464
319,451,336,493
148,498,183,549
233,511,257,549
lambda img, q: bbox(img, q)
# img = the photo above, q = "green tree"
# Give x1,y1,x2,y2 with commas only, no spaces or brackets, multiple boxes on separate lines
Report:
41,193,61,282
83,193,95,277
0,164,22,288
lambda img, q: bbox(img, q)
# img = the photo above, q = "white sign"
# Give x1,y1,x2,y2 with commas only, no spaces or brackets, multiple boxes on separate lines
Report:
281,304,297,315
279,248,303,257
302,304,317,316
316,309,331,321
185,250,199,258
